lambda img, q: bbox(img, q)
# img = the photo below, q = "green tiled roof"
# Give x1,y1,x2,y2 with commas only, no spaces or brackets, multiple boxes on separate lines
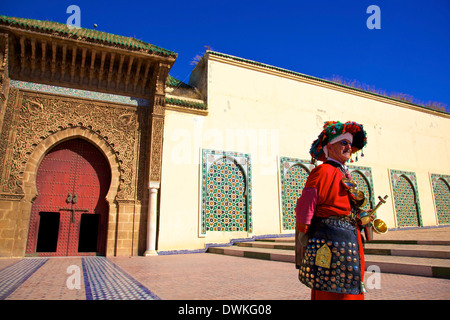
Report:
166,75,206,111
166,96,206,110
0,15,177,58
166,75,193,89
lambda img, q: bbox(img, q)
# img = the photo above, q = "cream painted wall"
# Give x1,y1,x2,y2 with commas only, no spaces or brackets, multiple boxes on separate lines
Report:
157,53,450,252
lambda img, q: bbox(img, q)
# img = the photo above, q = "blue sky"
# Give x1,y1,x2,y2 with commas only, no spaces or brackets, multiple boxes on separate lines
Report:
1,0,449,112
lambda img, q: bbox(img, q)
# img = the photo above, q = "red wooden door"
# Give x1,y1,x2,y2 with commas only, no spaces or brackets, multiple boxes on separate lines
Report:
26,139,111,256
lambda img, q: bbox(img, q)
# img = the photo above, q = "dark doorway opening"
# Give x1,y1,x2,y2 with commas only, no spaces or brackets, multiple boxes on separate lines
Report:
36,212,60,252
78,214,100,252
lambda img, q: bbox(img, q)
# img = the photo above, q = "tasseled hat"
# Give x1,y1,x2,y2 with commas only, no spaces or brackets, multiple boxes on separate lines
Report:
309,121,368,164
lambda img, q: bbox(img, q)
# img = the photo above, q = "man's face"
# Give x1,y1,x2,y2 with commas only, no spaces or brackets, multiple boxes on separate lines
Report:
327,139,352,164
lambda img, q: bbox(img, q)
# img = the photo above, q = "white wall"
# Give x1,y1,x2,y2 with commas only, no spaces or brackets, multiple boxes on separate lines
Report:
157,53,450,252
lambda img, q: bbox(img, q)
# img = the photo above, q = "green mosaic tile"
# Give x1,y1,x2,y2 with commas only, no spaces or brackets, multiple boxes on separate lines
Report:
431,174,450,225
348,166,375,212
279,157,311,230
10,80,149,106
279,159,375,231
390,169,422,227
201,149,252,234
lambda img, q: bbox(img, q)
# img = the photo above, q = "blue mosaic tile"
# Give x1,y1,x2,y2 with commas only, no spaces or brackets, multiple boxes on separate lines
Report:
0,258,49,300
82,257,160,300
10,80,150,107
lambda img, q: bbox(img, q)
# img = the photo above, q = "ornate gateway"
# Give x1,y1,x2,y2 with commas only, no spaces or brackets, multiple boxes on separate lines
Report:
0,15,178,257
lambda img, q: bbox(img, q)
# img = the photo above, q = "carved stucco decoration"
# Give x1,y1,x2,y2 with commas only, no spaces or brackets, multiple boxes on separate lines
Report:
149,115,164,182
2,89,139,200
0,33,8,91
146,62,170,184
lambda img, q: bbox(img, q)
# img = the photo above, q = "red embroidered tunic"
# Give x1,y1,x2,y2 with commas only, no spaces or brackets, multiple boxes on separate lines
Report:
296,161,365,300
297,163,352,223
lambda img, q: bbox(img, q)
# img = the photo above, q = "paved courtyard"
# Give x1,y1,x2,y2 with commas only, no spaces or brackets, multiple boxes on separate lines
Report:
1,252,449,301
1,226,449,302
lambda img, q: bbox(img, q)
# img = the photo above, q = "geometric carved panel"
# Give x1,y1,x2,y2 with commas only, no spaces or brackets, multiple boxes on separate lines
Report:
0,89,139,200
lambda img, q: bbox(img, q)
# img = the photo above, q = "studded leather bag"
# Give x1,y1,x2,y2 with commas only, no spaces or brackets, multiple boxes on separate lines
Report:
298,216,363,295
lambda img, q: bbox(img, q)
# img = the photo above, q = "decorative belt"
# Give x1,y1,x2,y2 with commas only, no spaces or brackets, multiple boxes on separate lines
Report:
311,215,358,230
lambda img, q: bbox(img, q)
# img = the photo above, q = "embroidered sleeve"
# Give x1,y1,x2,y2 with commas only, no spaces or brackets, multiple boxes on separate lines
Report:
295,187,318,227
295,165,329,229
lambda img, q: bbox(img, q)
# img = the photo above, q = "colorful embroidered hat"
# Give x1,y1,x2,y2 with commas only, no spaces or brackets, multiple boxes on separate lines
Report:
309,121,368,163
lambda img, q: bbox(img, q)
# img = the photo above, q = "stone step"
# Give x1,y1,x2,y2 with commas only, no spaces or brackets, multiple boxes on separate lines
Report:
260,236,450,246
207,245,295,263
207,243,450,279
364,243,450,259
236,241,295,250
256,237,295,243
237,240,450,260
364,254,450,279
369,239,450,245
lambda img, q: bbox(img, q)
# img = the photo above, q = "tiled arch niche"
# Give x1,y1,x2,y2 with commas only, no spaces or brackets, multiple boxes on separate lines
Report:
430,174,450,225
200,149,253,235
390,169,423,227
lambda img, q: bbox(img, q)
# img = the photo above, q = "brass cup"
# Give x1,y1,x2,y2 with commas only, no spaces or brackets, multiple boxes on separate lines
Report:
373,218,388,234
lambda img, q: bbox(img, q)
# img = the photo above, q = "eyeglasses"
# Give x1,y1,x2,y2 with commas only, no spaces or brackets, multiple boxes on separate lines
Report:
339,140,352,146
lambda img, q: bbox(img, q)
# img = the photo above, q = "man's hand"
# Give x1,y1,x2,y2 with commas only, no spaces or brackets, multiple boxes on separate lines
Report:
295,229,308,269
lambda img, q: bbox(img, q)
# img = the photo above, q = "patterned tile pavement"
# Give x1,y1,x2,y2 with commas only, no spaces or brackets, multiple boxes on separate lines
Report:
1,227,449,301
0,258,48,300
110,254,450,300
1,252,449,300
6,257,85,300
82,256,159,300
0,256,159,300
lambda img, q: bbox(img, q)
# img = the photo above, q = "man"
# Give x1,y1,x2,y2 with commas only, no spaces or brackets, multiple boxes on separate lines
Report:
295,121,369,300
